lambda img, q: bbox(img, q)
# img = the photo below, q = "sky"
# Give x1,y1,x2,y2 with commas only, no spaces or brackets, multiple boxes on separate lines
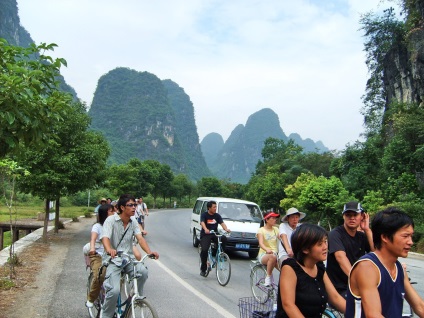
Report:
16,0,396,151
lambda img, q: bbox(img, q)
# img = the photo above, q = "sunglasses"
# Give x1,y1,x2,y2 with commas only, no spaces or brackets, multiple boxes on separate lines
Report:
126,203,137,207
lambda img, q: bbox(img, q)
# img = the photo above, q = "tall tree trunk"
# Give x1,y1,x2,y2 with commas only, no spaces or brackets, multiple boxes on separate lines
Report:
42,199,49,243
55,198,60,233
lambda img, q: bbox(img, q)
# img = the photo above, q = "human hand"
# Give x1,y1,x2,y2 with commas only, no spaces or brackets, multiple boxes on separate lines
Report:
150,251,159,259
108,249,117,258
287,248,294,257
360,212,370,231
226,229,231,233
205,229,210,234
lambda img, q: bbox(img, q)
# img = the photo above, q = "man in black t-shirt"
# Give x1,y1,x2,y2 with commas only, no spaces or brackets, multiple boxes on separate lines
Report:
199,201,231,277
327,201,374,297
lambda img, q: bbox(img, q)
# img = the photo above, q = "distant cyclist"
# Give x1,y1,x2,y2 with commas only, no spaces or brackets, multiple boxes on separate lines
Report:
257,211,280,286
199,201,231,277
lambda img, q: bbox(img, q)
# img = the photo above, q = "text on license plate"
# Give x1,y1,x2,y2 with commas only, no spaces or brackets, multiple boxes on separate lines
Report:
236,244,250,250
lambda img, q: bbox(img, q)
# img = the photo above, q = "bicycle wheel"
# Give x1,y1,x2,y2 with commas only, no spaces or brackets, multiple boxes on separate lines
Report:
198,245,210,277
216,252,231,286
250,265,269,303
126,298,159,318
87,272,102,318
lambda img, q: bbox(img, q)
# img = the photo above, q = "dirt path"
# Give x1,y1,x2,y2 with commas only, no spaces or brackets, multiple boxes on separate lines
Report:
0,217,92,317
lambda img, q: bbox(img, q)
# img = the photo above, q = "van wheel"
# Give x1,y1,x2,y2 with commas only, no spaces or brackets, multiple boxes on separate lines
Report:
248,250,258,259
192,230,200,247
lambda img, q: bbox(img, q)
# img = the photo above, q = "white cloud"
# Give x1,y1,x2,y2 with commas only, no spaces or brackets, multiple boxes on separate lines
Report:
16,0,396,150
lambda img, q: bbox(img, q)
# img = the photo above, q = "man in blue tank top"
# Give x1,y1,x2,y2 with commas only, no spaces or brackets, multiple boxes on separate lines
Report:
346,207,424,318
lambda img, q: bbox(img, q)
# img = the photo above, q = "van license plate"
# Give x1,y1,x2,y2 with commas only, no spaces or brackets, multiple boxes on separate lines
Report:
236,244,250,250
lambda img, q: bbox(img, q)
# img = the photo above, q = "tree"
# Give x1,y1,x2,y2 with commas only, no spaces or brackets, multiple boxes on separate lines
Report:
0,40,69,157
360,8,405,134
0,159,29,278
17,100,110,237
298,176,352,229
280,172,316,211
197,177,224,197
171,174,193,202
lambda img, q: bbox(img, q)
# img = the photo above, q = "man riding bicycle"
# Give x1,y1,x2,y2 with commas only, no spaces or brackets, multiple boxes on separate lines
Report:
199,201,231,277
100,194,159,318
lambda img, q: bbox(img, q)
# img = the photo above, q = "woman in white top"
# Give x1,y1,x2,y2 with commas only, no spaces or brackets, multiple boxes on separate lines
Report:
86,204,114,308
278,207,306,268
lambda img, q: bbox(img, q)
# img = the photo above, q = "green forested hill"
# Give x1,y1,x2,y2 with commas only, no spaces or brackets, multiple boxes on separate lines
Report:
162,79,211,179
88,67,210,180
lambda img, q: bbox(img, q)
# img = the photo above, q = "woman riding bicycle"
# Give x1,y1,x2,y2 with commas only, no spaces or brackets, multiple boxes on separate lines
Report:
85,204,114,309
257,211,280,286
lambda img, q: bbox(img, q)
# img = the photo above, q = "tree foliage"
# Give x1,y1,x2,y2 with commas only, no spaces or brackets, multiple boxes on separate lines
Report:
0,39,69,157
360,8,406,134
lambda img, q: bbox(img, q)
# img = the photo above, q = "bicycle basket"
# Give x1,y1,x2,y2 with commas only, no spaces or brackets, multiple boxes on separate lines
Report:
238,297,276,318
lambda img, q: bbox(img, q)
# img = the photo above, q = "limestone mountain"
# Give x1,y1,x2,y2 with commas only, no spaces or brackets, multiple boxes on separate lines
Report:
88,67,210,180
201,108,329,184
200,133,225,168
0,0,78,98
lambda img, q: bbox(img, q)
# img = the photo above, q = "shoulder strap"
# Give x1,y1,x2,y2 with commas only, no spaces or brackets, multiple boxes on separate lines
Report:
116,225,131,249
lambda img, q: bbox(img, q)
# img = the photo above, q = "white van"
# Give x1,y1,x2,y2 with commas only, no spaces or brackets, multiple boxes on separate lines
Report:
190,197,263,258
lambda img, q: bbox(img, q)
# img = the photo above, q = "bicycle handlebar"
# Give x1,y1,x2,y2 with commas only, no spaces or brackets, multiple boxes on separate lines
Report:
209,230,230,237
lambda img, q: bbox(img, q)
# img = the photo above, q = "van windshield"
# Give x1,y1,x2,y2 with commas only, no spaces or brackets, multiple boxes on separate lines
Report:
218,202,262,223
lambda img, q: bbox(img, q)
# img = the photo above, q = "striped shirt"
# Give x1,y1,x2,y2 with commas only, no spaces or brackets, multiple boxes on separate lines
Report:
101,213,141,266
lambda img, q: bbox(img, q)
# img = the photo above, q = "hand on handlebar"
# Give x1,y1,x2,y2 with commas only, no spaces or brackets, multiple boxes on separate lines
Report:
107,249,118,258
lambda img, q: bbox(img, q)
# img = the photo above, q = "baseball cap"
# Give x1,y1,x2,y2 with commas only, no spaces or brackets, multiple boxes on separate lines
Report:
342,201,363,214
264,212,280,220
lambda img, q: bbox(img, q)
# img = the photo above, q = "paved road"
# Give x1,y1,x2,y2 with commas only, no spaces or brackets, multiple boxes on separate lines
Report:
44,209,424,317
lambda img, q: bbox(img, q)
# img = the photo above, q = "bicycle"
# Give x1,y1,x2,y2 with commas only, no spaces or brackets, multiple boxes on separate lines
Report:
250,260,278,304
86,260,105,318
94,252,158,318
198,230,231,286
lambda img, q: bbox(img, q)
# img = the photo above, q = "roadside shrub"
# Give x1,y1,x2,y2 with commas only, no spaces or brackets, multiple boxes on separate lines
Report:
72,217,80,222
7,253,21,266
0,277,15,289
57,220,65,230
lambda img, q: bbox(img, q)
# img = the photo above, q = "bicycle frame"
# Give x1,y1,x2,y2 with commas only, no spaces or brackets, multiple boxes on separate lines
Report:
109,252,157,318
199,231,232,286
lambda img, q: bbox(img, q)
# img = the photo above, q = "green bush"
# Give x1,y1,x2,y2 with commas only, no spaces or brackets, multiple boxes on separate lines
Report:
0,277,15,289
7,253,21,266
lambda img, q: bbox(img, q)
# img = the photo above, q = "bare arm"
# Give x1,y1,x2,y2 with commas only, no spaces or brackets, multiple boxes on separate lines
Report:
360,213,375,251
135,233,159,259
350,261,383,318
280,233,293,257
334,251,353,276
324,272,346,313
404,270,424,317
220,222,231,233
257,232,272,254
101,237,117,258
280,264,304,317
89,231,99,255
200,221,210,234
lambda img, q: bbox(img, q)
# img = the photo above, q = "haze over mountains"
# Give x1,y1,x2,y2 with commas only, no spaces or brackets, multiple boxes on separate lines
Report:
1,0,329,183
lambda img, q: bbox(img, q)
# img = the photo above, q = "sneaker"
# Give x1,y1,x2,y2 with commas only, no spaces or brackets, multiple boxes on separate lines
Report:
264,276,271,287
200,271,207,277
86,300,94,308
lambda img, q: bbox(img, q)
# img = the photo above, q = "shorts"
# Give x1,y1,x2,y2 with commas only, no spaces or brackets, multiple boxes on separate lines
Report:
258,252,278,264
137,216,144,224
